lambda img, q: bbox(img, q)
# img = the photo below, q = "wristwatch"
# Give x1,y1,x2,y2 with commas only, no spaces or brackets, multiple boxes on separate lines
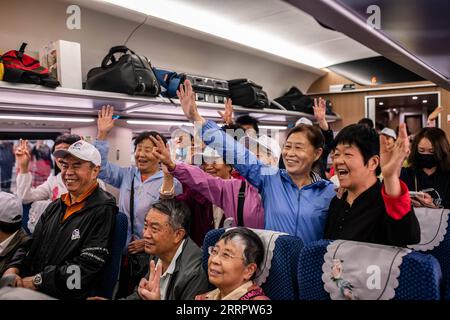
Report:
32,273,43,288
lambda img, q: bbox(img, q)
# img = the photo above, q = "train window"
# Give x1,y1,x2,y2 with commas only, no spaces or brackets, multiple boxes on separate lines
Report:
0,139,56,193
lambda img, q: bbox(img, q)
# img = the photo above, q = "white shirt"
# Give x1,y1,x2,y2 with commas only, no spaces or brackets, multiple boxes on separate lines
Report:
157,239,185,300
16,172,106,204
16,172,66,204
0,231,19,255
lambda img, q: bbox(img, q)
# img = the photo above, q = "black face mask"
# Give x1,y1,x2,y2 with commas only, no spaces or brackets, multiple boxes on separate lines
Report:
416,153,437,169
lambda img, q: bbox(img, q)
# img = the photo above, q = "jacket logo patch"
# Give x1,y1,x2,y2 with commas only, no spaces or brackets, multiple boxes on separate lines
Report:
71,229,80,240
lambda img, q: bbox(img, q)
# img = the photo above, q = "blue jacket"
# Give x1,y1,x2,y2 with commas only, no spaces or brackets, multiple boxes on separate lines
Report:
202,120,336,243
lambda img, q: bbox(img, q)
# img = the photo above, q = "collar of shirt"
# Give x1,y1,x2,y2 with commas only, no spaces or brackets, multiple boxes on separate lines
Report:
157,239,185,300
134,168,163,184
280,170,327,189
158,239,186,278
0,230,19,255
61,182,99,221
342,180,380,207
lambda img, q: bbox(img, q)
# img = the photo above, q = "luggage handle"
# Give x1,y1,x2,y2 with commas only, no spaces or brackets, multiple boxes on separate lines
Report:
0,43,28,63
228,78,262,90
101,46,136,68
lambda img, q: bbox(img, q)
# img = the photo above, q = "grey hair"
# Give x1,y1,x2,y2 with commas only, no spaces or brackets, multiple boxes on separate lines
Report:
219,227,264,280
151,199,191,234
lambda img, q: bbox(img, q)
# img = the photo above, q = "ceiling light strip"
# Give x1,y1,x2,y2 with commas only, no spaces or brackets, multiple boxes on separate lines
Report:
0,115,95,122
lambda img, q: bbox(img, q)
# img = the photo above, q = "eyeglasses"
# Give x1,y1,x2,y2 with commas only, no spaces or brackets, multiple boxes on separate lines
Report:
208,246,245,262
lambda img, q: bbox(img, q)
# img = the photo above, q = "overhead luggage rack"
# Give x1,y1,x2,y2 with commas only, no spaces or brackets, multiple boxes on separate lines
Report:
0,81,341,127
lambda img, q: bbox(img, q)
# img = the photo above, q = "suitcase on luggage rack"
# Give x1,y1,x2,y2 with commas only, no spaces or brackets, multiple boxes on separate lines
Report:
228,79,269,109
185,74,229,104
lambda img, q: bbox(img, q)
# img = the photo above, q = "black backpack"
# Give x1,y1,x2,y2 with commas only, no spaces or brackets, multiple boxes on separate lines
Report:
86,46,160,96
275,87,336,115
274,87,313,114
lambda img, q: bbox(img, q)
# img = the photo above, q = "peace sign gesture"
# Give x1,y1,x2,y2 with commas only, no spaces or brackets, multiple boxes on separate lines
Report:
138,260,163,300
15,139,31,173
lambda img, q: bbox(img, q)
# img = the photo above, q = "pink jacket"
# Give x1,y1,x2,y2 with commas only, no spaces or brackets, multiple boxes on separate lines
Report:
170,163,265,229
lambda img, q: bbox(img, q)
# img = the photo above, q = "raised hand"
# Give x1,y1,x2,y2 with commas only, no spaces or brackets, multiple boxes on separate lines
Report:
97,105,117,140
150,136,175,170
218,98,234,125
428,106,443,122
138,260,162,300
380,123,410,196
15,139,31,173
313,97,329,131
176,80,205,124
381,123,409,179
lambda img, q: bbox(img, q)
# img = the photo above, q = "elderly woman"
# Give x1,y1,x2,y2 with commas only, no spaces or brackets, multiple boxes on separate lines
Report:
195,227,269,300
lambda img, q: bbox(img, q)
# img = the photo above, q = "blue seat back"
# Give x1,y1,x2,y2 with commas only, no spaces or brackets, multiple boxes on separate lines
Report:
22,204,31,235
413,216,450,300
202,228,303,300
298,240,442,300
428,230,450,299
91,212,128,299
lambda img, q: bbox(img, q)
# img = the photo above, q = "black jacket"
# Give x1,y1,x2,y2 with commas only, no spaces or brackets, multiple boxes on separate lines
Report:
126,236,210,300
8,186,117,299
324,180,421,247
400,167,450,209
0,228,30,277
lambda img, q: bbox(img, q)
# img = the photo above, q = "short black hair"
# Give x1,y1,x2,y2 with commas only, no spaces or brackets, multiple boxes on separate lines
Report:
235,115,260,133
134,131,167,147
219,227,264,280
375,122,385,132
151,199,191,234
357,118,374,128
333,124,381,175
0,221,22,234
221,123,246,142
53,134,81,153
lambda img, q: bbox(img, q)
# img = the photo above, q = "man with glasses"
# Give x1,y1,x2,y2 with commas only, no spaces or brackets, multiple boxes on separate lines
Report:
2,140,117,299
127,199,209,300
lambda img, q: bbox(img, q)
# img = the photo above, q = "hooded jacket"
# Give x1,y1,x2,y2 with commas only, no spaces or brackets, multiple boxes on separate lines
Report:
8,186,117,299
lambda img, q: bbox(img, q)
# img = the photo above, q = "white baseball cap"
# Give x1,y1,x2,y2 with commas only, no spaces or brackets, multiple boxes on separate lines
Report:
381,127,397,140
0,192,22,223
257,135,281,159
202,146,222,160
295,117,313,126
53,140,101,166
239,135,281,159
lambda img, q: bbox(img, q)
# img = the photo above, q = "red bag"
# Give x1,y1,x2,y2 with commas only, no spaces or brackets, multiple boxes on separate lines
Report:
0,43,59,87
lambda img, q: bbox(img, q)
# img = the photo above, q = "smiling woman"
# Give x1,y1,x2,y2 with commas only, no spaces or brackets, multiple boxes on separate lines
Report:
196,227,269,300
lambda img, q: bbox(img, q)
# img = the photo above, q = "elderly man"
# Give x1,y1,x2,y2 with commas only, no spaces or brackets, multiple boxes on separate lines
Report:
127,199,209,300
3,140,117,299
0,192,30,277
